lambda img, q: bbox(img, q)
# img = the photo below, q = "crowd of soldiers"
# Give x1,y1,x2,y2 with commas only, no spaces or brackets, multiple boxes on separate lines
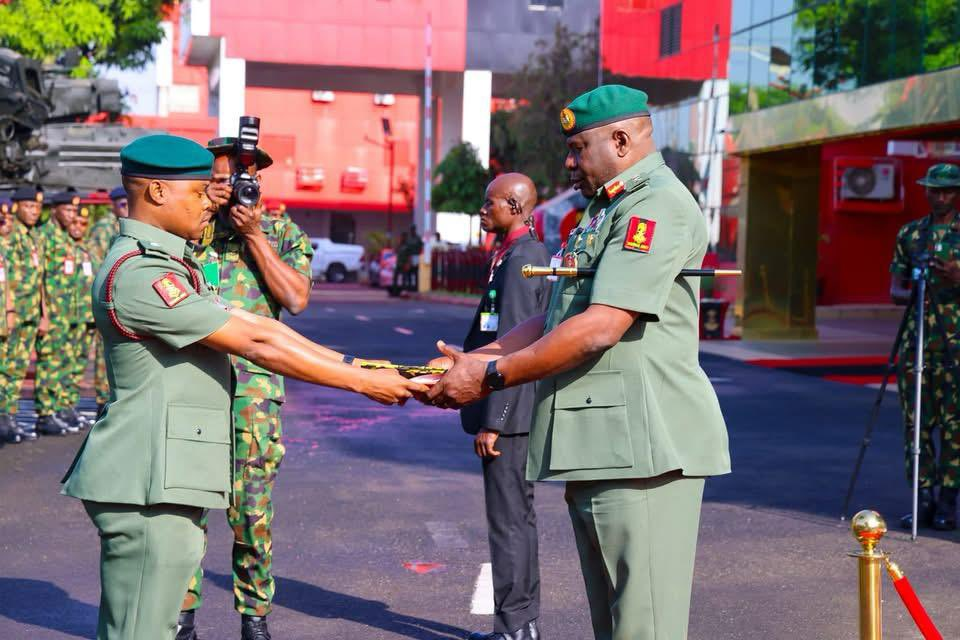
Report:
0,184,125,445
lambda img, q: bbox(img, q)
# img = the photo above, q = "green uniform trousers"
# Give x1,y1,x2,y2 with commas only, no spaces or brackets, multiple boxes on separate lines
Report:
183,397,285,616
1,321,38,415
564,471,705,640
34,321,74,415
897,363,960,489
84,501,205,640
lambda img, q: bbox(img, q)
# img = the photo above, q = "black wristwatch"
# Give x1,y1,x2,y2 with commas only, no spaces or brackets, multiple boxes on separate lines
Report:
484,360,507,390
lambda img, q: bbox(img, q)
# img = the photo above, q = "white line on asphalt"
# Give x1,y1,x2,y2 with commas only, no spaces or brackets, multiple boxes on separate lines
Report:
471,563,495,615
865,383,898,392
394,327,414,335
324,307,336,312
354,315,371,322
426,521,468,550
709,377,733,383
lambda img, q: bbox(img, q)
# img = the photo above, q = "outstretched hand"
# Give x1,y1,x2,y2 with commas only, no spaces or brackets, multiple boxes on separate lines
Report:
425,341,489,409
360,368,429,406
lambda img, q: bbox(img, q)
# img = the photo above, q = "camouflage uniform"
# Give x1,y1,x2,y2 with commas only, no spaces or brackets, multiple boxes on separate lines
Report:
1,221,43,417
67,242,97,408
85,213,119,405
182,214,313,616
34,220,78,416
891,214,960,489
0,236,11,399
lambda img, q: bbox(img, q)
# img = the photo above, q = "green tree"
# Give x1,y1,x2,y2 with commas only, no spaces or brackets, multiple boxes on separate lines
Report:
794,0,960,92
491,22,599,197
0,0,173,76
432,142,488,213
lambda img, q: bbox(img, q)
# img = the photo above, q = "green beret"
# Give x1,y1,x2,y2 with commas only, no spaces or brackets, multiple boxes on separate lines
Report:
917,163,960,188
206,137,274,170
121,134,214,180
560,84,650,136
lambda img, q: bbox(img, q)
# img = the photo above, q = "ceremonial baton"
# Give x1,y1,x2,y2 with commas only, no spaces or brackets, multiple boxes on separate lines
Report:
521,265,743,279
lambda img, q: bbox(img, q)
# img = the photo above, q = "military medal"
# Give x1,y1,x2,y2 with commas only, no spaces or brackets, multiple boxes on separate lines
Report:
562,252,577,268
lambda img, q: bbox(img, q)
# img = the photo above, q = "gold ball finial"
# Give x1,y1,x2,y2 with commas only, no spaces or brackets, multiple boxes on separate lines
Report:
851,510,887,552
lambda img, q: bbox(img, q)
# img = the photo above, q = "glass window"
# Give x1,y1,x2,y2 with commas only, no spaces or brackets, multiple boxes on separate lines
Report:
751,0,772,26
728,29,751,114
731,0,752,33
747,22,771,111
528,0,563,10
660,3,683,57
765,16,794,108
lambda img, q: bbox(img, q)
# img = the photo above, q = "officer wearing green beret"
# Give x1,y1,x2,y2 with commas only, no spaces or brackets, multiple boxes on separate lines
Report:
60,134,426,640
2,185,47,441
426,85,731,640
890,162,960,532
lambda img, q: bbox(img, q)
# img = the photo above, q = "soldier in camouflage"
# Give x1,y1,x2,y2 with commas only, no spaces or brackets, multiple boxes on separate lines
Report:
86,186,127,413
891,163,960,532
0,198,18,445
177,138,313,640
34,190,86,435
2,186,51,440
66,209,97,415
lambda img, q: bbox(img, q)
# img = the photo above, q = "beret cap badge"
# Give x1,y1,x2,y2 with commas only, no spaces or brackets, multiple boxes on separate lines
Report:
560,108,576,133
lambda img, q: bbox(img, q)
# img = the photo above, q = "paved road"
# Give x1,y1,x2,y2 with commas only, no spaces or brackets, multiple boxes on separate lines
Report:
1,287,958,639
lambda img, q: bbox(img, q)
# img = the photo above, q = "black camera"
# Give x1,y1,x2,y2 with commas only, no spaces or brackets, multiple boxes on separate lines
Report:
231,115,261,207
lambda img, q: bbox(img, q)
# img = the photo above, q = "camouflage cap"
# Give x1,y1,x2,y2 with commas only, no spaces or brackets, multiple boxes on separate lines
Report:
917,163,960,188
560,84,650,137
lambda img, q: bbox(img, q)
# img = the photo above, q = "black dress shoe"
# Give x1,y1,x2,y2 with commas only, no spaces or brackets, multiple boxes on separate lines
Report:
13,420,37,442
468,620,540,640
176,610,199,640
95,402,106,420
933,487,958,531
900,487,935,529
55,410,82,434
35,415,69,436
0,413,11,446
241,615,271,640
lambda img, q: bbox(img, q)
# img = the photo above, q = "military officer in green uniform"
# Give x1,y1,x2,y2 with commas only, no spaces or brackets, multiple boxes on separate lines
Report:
177,137,314,640
87,186,127,413
35,189,86,434
3,185,48,440
427,85,731,640
66,209,97,417
0,198,17,445
890,163,960,531
61,134,425,640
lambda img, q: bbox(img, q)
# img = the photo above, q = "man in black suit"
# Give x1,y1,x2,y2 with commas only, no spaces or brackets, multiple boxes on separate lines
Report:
462,173,550,640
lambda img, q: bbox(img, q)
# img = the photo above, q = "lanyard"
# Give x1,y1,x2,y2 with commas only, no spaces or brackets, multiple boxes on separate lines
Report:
488,226,530,282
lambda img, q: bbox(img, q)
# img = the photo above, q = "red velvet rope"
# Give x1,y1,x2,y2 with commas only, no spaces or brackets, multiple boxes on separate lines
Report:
888,568,943,640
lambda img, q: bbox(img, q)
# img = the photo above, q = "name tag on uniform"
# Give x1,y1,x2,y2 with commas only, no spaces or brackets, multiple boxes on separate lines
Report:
82,261,93,277
0,266,5,283
63,258,75,275
480,312,500,333
31,250,39,267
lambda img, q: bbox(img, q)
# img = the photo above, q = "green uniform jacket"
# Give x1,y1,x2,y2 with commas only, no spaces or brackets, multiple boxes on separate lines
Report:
62,219,233,509
38,220,76,330
87,213,120,268
0,236,10,337
194,216,313,401
527,152,731,482
71,242,95,325
8,222,43,321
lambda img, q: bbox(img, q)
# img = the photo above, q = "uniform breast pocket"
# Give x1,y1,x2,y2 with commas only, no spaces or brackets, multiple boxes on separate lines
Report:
549,370,635,471
165,404,232,492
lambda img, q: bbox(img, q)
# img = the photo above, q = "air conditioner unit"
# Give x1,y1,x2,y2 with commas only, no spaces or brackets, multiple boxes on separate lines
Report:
840,162,896,200
834,157,904,213
374,93,396,106
311,90,335,103
296,166,325,190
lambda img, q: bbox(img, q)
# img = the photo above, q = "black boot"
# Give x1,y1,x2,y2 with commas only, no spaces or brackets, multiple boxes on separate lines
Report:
35,414,69,436
933,487,958,531
241,615,271,640
95,402,107,420
900,487,936,529
468,620,540,640
55,409,82,434
12,418,37,442
176,610,199,640
0,413,11,447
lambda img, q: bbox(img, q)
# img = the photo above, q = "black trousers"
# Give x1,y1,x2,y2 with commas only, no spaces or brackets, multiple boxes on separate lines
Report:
481,433,540,633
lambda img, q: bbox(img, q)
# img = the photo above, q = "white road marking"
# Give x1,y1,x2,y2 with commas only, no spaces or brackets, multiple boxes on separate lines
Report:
412,308,426,314
709,377,733,383
354,314,371,322
865,383,898,392
394,326,414,335
471,563,495,615
324,307,336,312
426,521,468,550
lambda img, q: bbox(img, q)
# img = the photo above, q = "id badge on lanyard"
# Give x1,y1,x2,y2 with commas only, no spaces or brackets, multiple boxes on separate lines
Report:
63,257,75,275
82,261,93,277
480,289,499,332
548,246,564,282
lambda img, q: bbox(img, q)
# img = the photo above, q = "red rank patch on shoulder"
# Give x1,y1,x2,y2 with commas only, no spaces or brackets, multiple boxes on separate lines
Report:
152,272,190,307
623,217,656,253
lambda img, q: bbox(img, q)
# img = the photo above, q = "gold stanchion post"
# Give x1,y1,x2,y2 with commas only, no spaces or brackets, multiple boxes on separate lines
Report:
849,510,888,640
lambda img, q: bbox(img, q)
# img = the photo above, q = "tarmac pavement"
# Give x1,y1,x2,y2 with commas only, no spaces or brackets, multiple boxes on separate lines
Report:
0,287,957,639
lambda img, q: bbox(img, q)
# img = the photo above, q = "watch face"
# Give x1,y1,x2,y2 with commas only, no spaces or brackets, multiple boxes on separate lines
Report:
486,361,505,389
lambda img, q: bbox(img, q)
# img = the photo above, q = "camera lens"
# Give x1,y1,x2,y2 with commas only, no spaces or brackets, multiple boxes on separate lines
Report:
236,181,260,207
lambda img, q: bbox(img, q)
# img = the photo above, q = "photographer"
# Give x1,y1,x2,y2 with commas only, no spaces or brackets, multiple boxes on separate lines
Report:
890,163,960,532
178,122,314,640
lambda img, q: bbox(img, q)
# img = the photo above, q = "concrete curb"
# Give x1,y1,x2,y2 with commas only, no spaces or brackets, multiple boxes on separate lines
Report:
407,292,481,307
